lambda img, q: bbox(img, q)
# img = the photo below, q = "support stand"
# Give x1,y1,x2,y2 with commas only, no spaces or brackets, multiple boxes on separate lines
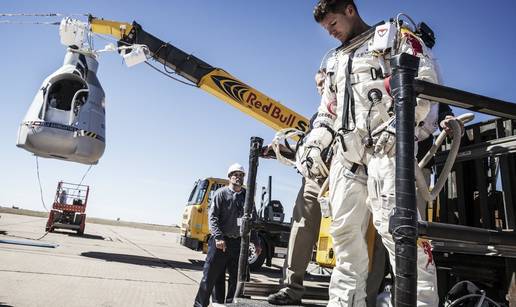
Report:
389,53,420,307
234,137,263,300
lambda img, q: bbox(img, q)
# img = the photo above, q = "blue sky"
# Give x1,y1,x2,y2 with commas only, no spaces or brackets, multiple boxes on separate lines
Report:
1,1,515,226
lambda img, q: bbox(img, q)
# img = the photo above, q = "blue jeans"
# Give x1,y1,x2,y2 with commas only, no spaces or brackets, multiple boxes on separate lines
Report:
194,236,241,307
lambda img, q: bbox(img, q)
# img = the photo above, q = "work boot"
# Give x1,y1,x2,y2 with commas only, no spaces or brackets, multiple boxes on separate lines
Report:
267,290,301,305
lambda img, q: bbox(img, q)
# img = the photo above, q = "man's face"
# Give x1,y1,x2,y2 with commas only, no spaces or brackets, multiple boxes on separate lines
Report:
319,11,355,43
229,171,245,187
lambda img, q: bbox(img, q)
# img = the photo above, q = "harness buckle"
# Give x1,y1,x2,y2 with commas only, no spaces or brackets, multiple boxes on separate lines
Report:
362,136,374,148
370,67,383,80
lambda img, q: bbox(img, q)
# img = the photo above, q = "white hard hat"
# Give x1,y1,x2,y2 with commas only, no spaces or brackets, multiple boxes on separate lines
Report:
227,163,245,177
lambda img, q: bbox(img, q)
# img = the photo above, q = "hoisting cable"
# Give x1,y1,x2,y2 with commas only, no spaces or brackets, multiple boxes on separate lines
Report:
35,156,49,213
0,13,88,17
28,156,53,240
91,32,197,87
78,165,93,186
144,61,197,87
0,12,89,25
0,20,60,25
0,156,57,243
31,159,92,241
68,164,94,196
1,152,56,244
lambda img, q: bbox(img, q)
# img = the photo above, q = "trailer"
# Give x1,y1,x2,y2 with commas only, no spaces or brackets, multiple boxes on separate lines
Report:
45,181,90,235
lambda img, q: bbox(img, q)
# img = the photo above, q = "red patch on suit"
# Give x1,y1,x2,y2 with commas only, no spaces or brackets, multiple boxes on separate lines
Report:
404,33,423,55
420,240,434,270
384,76,391,97
327,99,337,116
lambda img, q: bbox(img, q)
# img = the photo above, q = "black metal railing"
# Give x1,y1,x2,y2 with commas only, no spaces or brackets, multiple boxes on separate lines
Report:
391,53,516,306
434,119,516,230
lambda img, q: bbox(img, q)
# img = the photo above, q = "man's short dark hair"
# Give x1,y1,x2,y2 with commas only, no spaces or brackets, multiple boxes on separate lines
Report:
313,0,356,23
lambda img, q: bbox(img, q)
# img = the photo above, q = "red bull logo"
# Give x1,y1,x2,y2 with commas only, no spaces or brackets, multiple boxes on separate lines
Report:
211,75,308,132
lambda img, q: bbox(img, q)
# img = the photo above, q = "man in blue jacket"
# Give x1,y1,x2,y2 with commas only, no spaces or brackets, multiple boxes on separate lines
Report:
194,163,261,307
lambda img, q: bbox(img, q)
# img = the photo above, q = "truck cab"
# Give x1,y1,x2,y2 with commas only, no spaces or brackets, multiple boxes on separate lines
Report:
180,176,291,270
180,177,227,251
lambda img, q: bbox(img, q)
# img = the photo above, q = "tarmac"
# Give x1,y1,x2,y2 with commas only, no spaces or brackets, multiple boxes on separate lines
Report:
0,212,328,307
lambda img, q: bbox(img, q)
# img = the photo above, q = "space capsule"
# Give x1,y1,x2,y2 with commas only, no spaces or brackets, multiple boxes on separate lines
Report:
16,49,106,165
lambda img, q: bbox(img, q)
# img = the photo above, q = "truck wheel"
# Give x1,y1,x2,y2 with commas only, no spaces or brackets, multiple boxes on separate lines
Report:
74,214,83,225
78,214,86,235
46,210,56,232
248,241,266,271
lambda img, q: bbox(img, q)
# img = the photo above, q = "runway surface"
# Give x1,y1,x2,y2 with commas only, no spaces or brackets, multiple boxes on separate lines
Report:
0,213,328,307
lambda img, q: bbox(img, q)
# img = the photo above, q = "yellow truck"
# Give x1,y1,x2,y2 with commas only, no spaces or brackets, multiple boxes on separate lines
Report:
179,177,291,271
179,178,227,252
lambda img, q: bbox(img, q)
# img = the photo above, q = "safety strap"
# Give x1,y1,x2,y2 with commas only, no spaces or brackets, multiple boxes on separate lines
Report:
316,123,336,138
348,67,383,85
341,51,356,132
335,132,347,152
350,163,359,174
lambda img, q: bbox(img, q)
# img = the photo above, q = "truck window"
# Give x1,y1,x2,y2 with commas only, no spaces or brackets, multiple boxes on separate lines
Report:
188,179,209,205
187,180,199,204
207,183,226,207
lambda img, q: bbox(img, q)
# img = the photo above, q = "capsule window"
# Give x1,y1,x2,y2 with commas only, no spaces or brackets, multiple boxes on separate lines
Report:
47,74,87,111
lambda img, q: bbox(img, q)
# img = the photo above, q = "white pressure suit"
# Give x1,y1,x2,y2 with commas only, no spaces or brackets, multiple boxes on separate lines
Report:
298,22,439,306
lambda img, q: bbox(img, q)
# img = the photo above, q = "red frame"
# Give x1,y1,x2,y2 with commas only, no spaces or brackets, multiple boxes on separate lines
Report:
46,181,90,234
52,181,90,213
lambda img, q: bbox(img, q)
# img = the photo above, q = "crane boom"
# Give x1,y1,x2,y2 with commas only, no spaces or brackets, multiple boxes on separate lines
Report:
89,16,309,133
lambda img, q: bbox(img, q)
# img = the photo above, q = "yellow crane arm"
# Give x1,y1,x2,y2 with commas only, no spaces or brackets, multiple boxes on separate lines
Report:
88,16,309,133
88,15,133,40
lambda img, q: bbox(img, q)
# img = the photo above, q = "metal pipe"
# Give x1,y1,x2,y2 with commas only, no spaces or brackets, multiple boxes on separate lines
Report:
234,136,263,299
389,53,420,307
69,89,89,125
268,175,272,205
0,239,58,248
418,221,516,245
413,79,516,119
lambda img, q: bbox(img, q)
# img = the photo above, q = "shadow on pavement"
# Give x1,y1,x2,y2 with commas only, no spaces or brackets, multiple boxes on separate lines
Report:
0,302,14,307
47,230,105,240
68,233,105,240
250,265,283,279
188,259,205,266
249,264,328,283
81,251,204,271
